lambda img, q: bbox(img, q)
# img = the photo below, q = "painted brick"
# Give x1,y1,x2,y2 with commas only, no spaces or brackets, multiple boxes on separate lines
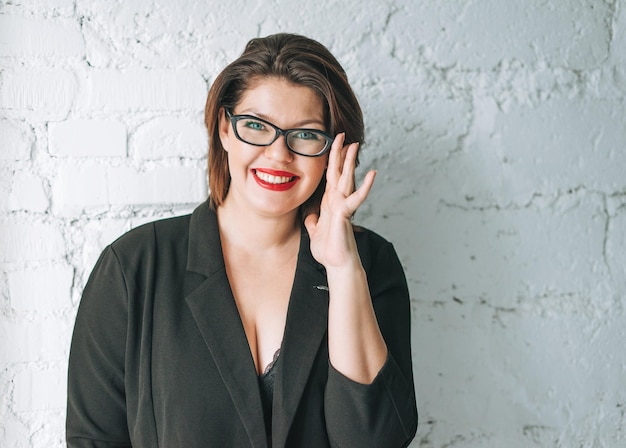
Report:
0,319,70,363
373,192,608,308
49,119,127,157
133,117,207,159
77,69,206,112
0,16,84,58
13,367,67,411
51,163,108,216
598,3,626,99
76,1,238,71
412,303,625,447
610,0,626,66
495,98,626,195
107,166,207,205
0,173,10,212
430,96,626,208
390,1,612,70
0,120,34,161
8,264,73,311
0,416,27,448
362,77,472,165
0,70,77,122
0,221,65,263
607,205,626,286
6,173,49,212
1,0,75,17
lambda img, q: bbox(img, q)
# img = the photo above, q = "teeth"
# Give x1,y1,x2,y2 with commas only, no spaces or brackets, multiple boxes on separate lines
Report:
256,171,294,184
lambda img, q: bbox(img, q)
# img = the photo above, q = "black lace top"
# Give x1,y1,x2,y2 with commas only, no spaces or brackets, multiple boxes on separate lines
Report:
258,348,280,441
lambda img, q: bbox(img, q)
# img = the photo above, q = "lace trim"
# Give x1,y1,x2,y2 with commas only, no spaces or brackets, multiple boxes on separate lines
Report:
260,347,281,377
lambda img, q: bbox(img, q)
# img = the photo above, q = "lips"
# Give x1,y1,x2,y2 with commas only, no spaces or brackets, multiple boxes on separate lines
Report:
252,168,299,191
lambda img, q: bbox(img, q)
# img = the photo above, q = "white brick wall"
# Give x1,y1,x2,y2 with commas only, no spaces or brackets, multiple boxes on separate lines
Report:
1,70,78,122
0,222,65,262
49,120,127,157
0,320,71,363
76,70,206,112
0,120,34,161
0,15,85,59
107,165,207,205
8,265,73,311
132,117,207,159
51,163,108,215
1,1,625,447
5,173,49,212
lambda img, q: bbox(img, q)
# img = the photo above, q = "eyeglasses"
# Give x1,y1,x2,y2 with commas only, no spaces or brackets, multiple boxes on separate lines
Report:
225,109,333,157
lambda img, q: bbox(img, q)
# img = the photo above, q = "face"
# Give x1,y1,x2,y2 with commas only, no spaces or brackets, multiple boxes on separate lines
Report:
218,77,329,218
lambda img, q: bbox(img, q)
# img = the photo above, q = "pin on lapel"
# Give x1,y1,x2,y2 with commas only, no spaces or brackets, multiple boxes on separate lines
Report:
313,285,329,291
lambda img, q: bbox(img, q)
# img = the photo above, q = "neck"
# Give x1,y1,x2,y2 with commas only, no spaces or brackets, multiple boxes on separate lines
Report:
216,198,301,252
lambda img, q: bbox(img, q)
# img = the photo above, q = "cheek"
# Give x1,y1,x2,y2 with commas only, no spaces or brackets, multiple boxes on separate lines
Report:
317,154,329,174
309,160,327,184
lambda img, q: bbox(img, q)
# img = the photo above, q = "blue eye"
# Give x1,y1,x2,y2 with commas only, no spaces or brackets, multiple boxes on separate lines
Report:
243,120,265,131
293,130,321,140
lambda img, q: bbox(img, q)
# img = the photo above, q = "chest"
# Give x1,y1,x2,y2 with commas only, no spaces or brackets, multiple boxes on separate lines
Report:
225,255,297,374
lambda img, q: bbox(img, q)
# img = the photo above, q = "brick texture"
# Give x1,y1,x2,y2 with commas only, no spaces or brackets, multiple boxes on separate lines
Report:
0,70,77,122
77,69,206,112
0,15,84,59
0,120,34,161
8,264,73,311
49,119,127,157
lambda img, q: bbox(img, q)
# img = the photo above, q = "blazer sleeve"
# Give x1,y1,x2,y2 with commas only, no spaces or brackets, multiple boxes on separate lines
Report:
324,240,418,448
66,246,132,448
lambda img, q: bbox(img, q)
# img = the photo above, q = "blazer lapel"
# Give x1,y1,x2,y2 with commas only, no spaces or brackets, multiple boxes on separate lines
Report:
184,202,268,448
272,228,329,448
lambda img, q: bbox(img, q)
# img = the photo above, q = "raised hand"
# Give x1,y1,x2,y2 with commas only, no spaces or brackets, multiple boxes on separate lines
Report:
304,133,376,268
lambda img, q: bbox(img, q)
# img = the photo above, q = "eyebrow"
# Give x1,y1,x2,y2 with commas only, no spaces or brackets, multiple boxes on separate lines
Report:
236,109,325,128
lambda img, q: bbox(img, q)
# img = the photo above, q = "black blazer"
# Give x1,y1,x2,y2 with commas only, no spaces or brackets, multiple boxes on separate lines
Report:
66,200,417,447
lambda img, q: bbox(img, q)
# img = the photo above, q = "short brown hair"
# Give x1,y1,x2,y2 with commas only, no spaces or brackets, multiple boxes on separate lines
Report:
204,33,364,213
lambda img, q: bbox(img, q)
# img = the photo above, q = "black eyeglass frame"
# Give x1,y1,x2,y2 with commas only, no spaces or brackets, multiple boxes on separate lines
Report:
225,109,334,157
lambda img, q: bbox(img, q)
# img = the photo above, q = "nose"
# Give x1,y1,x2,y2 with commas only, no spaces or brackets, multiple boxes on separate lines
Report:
264,134,293,163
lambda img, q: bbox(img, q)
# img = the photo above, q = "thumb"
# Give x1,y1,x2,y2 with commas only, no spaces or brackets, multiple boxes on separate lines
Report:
303,213,319,236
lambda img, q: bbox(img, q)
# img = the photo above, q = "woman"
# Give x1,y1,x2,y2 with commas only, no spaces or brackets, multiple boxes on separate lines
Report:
67,33,417,448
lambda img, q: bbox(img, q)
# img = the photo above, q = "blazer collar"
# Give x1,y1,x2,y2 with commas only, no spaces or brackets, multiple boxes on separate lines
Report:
186,200,224,277
184,201,329,448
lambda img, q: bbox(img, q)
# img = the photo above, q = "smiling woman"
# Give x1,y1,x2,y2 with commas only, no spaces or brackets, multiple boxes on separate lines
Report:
66,33,417,448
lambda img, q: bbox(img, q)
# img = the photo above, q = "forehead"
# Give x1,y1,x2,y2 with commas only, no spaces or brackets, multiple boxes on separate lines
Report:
236,77,325,125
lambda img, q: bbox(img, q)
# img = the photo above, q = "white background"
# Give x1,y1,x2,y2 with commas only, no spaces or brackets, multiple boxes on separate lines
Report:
1,0,625,446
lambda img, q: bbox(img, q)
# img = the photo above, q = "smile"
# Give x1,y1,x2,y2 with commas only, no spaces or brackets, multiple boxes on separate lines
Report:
252,169,299,191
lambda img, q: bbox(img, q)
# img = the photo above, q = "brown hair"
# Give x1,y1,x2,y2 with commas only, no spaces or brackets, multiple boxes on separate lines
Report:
204,33,364,214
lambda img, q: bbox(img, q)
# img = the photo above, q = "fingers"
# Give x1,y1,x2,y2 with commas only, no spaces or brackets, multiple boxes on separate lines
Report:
326,133,345,187
324,133,374,213
327,133,359,194
346,169,376,212
337,143,358,194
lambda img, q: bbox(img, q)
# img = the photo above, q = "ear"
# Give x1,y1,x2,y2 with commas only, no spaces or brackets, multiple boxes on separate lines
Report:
217,107,230,152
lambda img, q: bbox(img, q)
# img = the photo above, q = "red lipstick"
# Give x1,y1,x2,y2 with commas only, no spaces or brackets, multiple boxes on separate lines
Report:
252,169,299,191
